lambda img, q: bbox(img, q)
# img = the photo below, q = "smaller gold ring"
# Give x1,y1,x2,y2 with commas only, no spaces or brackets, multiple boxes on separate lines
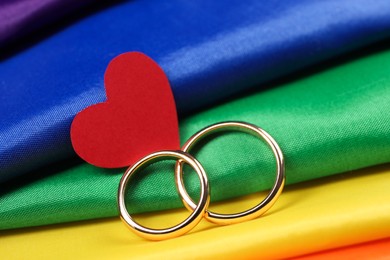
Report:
118,150,210,240
175,121,285,225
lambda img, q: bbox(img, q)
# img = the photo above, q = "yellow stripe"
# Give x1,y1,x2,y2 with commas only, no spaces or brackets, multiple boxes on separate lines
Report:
2,164,390,259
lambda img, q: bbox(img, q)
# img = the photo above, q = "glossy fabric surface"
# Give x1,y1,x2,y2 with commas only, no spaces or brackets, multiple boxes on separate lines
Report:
0,0,96,46
1,47,390,230
2,0,390,181
295,238,390,260
2,164,390,259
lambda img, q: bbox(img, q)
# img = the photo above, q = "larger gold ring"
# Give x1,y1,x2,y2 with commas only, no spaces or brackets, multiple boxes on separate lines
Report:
175,121,285,225
118,150,210,241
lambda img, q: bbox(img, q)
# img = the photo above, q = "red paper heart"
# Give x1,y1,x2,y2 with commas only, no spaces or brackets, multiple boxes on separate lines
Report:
70,52,180,168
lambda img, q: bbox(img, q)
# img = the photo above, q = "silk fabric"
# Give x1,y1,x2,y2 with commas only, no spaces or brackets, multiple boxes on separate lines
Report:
2,0,390,181
2,45,390,230
2,164,389,259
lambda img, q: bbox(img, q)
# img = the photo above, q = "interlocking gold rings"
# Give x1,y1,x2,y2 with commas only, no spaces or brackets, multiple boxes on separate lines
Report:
175,121,285,225
118,121,285,240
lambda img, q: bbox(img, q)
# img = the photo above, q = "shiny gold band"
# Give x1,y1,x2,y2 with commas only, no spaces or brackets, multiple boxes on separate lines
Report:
118,121,285,240
175,121,285,225
117,150,210,241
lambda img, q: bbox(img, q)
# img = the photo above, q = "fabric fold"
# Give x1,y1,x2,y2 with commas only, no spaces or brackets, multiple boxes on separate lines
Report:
1,46,390,230
294,238,390,260
0,0,100,46
1,164,390,259
2,0,390,181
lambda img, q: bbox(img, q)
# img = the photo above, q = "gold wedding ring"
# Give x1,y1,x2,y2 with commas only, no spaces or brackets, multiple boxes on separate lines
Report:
175,121,285,225
117,150,210,241
118,121,285,240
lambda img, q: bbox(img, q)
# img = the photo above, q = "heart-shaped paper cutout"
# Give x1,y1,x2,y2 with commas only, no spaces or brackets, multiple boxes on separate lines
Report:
71,52,180,168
